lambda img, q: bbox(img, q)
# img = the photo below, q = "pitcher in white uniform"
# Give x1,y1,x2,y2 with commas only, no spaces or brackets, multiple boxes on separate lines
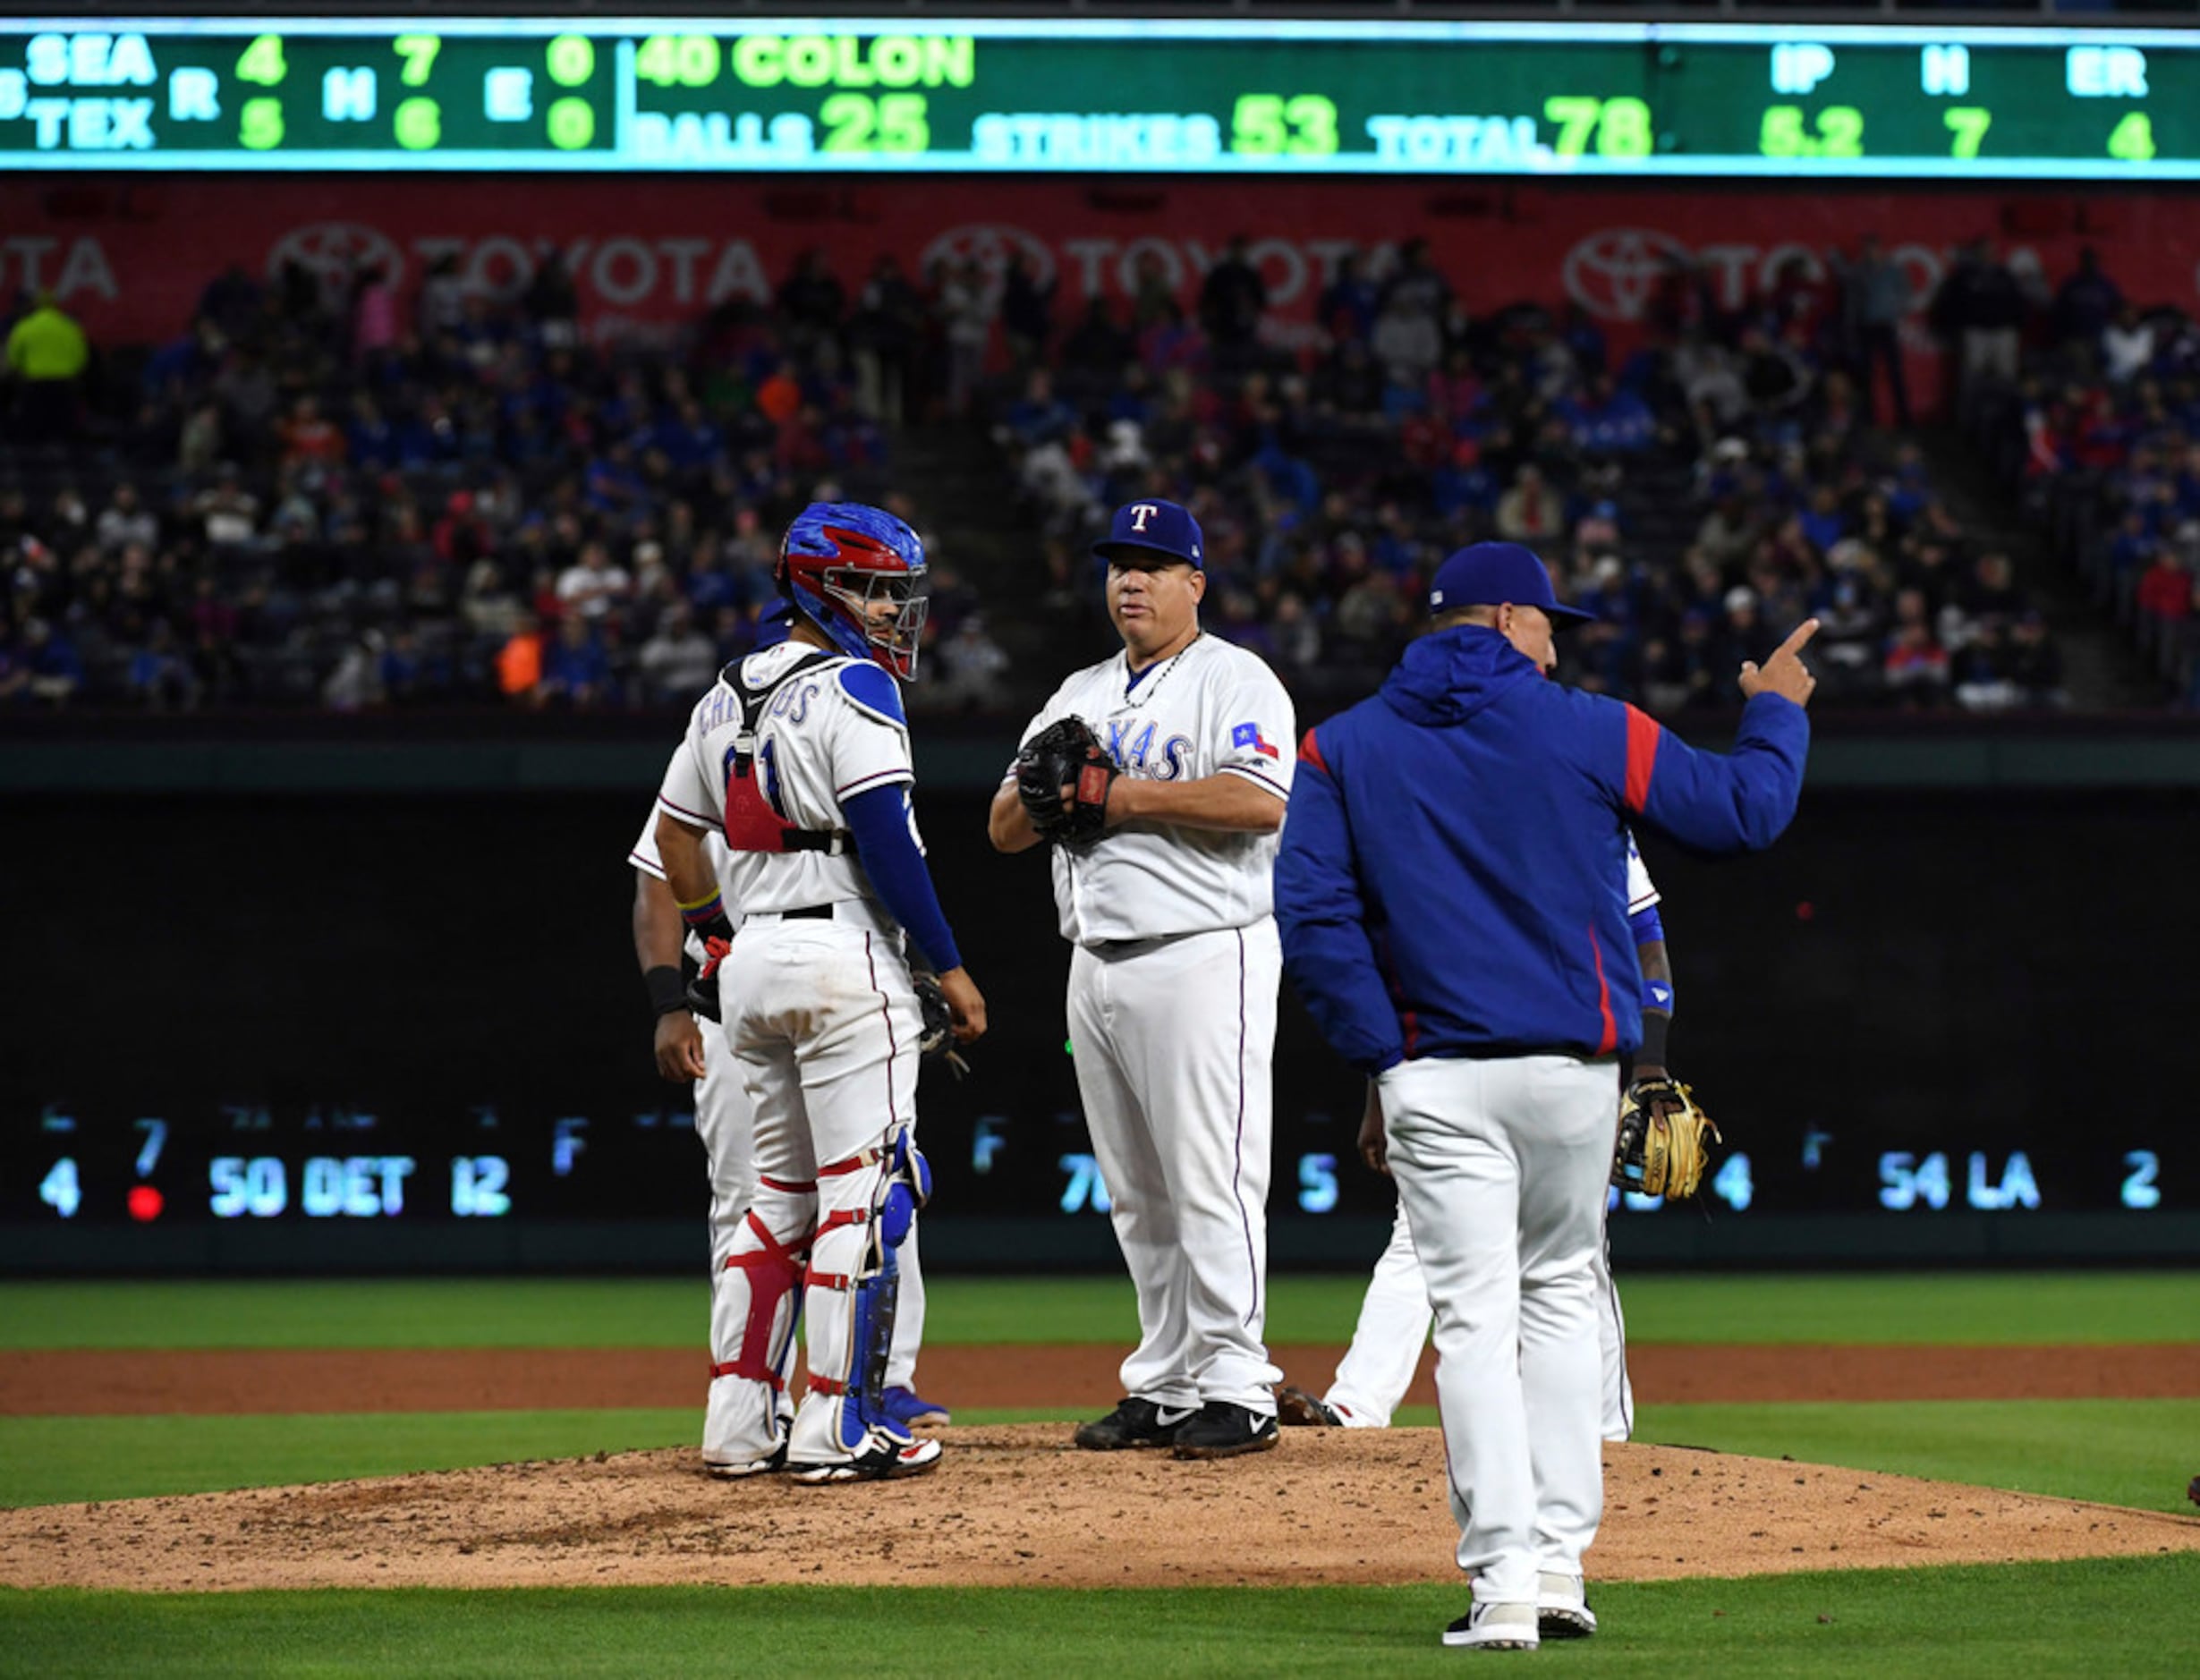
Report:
988,498,1296,1461
1277,834,1674,1438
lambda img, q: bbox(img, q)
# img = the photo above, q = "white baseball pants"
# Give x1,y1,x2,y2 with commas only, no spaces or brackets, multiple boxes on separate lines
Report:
699,1015,930,1415
1069,921,1283,1413
702,914,927,1466
1323,1198,1634,1438
1382,1052,1618,1607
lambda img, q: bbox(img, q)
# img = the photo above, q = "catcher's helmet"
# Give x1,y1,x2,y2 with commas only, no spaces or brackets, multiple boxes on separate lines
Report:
776,502,929,681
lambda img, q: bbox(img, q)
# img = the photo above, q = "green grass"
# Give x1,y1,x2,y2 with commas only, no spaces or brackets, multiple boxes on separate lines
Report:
1,1272,2192,1351
1631,1399,2200,1516
0,1411,696,1509
2,1558,2196,1676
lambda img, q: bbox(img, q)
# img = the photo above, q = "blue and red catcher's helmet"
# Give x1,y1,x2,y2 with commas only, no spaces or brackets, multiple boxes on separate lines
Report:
777,502,930,681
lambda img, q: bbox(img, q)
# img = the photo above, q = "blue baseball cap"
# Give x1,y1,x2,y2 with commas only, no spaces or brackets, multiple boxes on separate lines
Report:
1429,541,1595,628
1094,499,1203,569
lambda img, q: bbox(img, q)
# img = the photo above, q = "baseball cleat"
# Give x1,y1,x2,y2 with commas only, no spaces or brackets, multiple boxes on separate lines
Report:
1273,1384,1343,1428
1170,1401,1280,1460
702,1443,787,1480
1074,1396,1195,1450
1536,1571,1598,1639
786,1435,943,1485
1442,1602,1541,1650
880,1386,952,1430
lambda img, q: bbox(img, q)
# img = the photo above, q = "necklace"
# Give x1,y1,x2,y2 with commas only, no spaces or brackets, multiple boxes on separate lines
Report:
1121,632,1202,710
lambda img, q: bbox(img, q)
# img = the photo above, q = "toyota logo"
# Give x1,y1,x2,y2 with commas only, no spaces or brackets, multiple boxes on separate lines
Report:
918,224,1056,295
1561,227,1693,324
266,222,405,293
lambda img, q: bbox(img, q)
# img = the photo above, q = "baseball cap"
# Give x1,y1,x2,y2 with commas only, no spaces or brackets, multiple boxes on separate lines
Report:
1094,499,1203,569
1428,542,1595,627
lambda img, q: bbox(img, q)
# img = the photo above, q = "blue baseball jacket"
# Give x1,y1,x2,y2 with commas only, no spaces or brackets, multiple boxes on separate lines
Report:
1276,624,1808,1073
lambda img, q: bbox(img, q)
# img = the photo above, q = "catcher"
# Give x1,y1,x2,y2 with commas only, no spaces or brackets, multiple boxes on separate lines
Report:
1279,834,1710,1441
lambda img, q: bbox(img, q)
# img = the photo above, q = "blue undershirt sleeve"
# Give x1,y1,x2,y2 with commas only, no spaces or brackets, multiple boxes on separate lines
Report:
843,783,962,975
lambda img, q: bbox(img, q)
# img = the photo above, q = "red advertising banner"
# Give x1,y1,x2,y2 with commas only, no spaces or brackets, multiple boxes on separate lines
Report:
0,176,2181,364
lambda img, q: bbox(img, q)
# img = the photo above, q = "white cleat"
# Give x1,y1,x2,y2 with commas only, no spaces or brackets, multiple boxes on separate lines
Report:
786,1435,943,1485
1536,1571,1597,1639
1442,1601,1541,1650
702,1445,787,1480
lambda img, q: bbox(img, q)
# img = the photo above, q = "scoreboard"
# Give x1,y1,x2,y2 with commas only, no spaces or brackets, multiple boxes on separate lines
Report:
1,18,2196,179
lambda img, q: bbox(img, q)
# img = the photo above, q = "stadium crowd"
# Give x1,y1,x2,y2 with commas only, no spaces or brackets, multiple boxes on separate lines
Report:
0,252,1009,714
997,233,2068,715
0,232,2085,716
1966,247,2200,708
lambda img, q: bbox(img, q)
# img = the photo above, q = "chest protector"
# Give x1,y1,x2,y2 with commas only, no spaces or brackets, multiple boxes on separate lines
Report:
718,649,854,856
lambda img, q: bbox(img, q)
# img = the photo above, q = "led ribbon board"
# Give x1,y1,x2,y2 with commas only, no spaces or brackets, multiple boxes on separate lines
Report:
1,19,2192,177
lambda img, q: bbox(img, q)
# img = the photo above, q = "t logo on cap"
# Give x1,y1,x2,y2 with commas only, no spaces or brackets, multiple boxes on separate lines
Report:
1094,498,1204,570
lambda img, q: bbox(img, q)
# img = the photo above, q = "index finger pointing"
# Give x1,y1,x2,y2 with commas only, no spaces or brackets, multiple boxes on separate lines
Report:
1775,617,1822,659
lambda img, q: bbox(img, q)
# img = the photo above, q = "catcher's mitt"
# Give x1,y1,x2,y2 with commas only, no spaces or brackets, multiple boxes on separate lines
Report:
1613,1076,1720,1200
1015,717,1117,844
913,967,971,1080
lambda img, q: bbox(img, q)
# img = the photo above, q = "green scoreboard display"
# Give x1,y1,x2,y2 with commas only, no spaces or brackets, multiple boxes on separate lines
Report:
2,18,2193,178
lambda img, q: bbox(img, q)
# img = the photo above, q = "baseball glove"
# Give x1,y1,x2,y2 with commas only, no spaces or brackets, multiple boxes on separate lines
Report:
684,936,730,1022
1015,717,1117,844
913,966,971,1080
1613,1076,1720,1200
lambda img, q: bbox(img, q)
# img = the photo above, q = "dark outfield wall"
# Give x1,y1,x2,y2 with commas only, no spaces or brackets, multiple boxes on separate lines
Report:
1,787,2191,1269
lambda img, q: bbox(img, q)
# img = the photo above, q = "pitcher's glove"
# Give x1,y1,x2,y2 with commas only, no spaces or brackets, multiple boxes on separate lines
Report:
1016,717,1117,844
1613,1076,1720,1200
913,967,971,1080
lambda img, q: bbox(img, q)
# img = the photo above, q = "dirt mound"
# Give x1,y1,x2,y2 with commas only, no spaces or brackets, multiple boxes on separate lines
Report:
3,1427,2192,1593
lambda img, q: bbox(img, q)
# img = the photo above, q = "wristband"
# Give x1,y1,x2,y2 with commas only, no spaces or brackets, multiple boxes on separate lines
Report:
677,886,725,929
645,964,690,1018
1636,1008,1669,1068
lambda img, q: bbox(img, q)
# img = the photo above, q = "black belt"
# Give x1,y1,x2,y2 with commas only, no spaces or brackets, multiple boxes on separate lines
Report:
782,904,835,920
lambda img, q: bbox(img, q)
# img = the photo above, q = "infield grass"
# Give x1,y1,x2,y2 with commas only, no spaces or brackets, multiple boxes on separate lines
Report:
3,1556,2196,1677
0,1272,2191,1350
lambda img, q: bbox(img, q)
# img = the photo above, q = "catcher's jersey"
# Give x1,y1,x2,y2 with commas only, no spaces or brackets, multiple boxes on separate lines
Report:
1012,633,1295,946
657,641,918,914
1625,832,1658,916
629,790,738,964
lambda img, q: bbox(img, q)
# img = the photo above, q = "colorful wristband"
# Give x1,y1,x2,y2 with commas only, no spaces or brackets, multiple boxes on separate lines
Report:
677,887,725,931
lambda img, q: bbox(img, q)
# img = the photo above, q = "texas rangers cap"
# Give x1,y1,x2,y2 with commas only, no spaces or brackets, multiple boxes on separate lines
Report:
1429,542,1595,628
1094,499,1203,570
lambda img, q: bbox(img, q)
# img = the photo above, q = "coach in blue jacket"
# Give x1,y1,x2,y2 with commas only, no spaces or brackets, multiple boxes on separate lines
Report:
1276,542,1814,1650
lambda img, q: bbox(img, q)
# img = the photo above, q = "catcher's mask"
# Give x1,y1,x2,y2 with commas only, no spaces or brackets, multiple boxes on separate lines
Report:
777,502,930,681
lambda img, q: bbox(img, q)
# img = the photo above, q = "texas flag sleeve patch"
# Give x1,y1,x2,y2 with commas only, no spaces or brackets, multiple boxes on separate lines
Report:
1230,721,1280,760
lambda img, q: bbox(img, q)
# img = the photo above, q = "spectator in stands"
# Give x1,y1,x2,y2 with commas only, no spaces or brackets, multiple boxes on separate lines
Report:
538,614,608,708
1199,235,1268,366
1371,289,1442,398
638,601,718,704
2051,247,2123,361
1841,236,1913,426
1318,251,1380,345
5,290,89,440
937,257,993,416
1062,297,1134,382
95,483,157,554
1932,239,2027,411
1000,250,1056,371
2102,305,2155,386
556,540,633,621
778,249,847,358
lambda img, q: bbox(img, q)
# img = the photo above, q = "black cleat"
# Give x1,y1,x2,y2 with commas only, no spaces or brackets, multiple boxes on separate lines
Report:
1074,1396,1195,1451
1170,1401,1280,1460
1274,1384,1343,1428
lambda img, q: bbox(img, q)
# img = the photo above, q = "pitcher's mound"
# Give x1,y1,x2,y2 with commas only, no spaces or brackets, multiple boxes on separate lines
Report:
3,1426,2194,1591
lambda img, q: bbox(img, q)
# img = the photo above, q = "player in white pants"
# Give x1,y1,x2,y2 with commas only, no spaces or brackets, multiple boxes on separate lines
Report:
655,503,985,1485
628,797,946,1478
989,498,1296,1461
1279,837,1674,1439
